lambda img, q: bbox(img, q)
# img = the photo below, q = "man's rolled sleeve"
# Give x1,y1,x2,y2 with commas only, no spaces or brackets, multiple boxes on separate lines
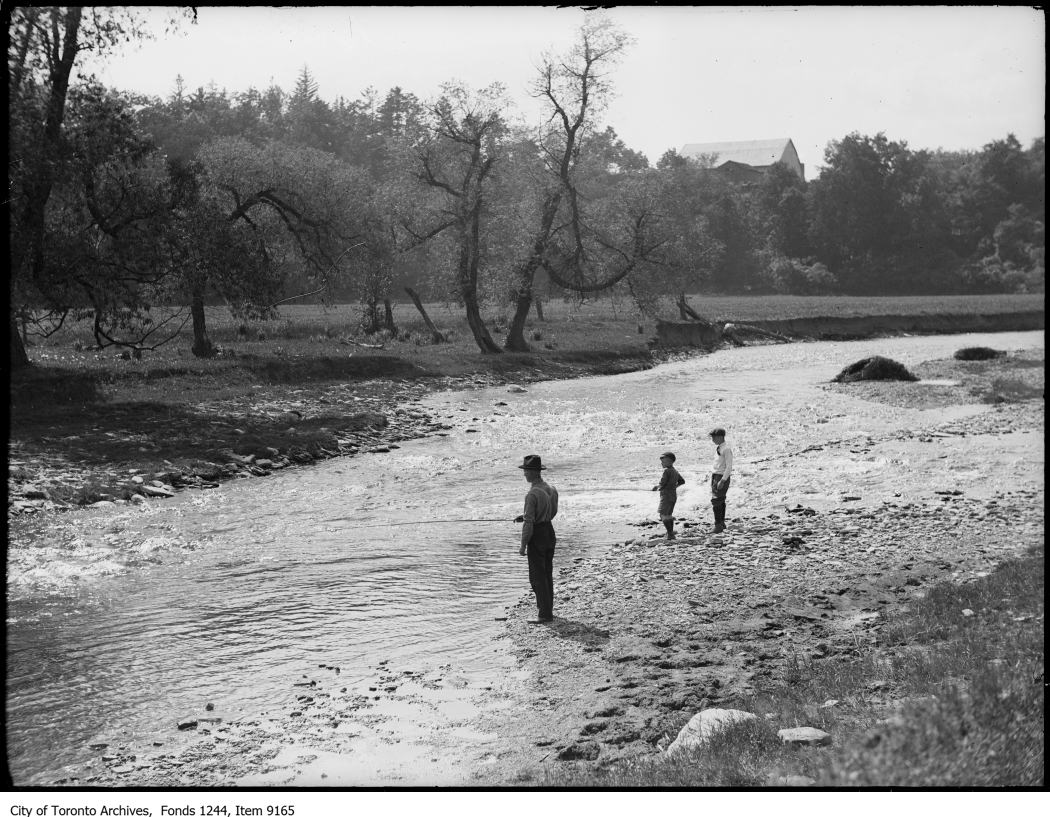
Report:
521,491,536,546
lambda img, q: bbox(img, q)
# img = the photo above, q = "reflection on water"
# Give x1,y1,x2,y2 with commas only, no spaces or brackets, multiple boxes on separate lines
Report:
5,330,1042,782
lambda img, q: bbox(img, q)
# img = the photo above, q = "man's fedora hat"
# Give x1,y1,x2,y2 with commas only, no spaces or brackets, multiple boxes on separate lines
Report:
517,454,546,470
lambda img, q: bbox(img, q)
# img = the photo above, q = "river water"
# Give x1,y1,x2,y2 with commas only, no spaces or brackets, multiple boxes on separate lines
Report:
5,331,1043,783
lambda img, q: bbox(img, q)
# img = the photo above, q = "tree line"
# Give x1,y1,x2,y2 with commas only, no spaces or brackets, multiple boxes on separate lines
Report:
8,8,1044,366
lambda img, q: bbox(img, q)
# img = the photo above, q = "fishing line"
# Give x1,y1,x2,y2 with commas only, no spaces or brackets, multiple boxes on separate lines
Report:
346,518,512,530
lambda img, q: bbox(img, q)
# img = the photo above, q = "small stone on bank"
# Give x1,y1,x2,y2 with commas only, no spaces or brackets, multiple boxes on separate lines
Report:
778,726,831,746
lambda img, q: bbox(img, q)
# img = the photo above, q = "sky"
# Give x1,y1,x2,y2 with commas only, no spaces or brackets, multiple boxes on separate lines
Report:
88,6,1046,177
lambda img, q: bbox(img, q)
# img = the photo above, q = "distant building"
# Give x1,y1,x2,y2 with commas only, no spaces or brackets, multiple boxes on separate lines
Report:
679,138,805,183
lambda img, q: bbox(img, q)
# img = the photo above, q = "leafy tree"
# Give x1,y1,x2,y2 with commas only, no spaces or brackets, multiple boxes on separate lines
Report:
807,132,958,292
177,137,372,355
51,82,177,349
751,162,810,260
6,6,190,367
137,81,269,164
632,152,726,309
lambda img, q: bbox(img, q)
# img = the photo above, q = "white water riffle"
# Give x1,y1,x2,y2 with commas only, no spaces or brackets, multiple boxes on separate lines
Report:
5,330,1042,782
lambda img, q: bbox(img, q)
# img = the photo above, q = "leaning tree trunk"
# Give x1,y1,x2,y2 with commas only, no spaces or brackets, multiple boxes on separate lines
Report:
461,250,501,353
505,193,561,351
677,293,712,324
463,289,501,354
9,317,30,370
505,257,542,352
190,289,216,358
404,287,446,343
458,220,502,354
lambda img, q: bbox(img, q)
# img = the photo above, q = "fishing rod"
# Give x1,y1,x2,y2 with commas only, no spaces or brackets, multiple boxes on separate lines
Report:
348,518,513,530
577,486,655,491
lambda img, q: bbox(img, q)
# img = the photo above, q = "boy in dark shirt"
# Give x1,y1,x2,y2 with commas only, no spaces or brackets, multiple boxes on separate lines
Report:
652,451,685,540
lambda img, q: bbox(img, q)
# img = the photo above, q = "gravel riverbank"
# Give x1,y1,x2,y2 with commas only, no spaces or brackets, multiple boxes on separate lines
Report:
469,351,1043,785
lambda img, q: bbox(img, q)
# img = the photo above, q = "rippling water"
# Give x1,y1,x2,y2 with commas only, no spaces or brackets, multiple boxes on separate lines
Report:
5,331,1042,782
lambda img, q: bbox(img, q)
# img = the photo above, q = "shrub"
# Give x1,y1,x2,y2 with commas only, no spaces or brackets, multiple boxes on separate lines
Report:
833,356,919,383
959,257,1032,294
953,346,1004,361
760,256,839,295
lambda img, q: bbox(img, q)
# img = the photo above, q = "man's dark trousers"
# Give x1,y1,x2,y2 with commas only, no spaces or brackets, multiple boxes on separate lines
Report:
527,521,556,620
710,474,731,527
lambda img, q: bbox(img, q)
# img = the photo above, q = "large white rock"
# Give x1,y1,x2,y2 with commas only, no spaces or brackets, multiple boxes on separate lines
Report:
665,708,757,757
778,726,832,746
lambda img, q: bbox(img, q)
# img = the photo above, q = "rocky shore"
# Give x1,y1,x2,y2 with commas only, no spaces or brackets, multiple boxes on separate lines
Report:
8,354,660,518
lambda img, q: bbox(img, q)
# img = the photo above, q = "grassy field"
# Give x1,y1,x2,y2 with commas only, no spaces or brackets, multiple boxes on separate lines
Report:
547,543,1045,787
11,292,1042,418
19,293,1046,372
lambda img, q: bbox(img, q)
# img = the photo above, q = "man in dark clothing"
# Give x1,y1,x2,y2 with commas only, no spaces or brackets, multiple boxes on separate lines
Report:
514,454,560,624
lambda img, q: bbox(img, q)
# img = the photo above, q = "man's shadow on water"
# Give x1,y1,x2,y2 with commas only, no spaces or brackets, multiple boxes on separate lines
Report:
545,618,611,647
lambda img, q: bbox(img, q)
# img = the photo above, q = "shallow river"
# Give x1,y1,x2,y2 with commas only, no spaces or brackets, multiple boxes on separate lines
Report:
5,331,1043,783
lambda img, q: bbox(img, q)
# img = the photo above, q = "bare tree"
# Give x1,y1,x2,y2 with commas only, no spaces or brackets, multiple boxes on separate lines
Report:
414,83,507,354
503,15,650,351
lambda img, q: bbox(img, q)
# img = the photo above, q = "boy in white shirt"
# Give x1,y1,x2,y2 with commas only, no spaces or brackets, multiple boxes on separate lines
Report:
709,427,733,533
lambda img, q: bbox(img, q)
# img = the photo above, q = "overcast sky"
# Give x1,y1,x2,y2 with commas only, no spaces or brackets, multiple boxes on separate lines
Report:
88,6,1046,176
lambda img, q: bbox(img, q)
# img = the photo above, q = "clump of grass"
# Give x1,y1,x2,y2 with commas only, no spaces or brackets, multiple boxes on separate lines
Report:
833,356,919,383
979,377,1043,404
549,545,1043,787
819,552,1044,785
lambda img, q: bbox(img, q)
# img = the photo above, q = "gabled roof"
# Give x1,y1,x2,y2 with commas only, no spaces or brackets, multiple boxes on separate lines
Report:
680,138,795,167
